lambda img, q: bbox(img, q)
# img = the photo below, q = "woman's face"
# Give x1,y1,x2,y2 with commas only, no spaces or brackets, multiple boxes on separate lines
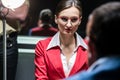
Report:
55,6,82,35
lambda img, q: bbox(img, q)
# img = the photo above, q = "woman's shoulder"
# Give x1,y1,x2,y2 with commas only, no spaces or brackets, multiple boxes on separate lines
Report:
36,37,52,47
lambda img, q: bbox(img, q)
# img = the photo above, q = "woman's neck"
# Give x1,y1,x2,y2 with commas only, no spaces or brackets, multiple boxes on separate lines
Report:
60,33,76,48
60,33,77,61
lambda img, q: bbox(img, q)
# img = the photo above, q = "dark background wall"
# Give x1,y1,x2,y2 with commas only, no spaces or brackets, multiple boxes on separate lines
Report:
19,0,120,38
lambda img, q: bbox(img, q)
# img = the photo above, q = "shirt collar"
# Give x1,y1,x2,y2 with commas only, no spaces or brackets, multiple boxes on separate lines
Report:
46,32,88,50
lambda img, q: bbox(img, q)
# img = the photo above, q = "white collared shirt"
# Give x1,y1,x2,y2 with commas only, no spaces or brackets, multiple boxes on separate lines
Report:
46,32,88,77
61,51,77,77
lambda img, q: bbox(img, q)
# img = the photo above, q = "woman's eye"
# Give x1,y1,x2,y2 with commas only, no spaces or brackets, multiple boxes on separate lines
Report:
61,17,68,22
71,18,78,23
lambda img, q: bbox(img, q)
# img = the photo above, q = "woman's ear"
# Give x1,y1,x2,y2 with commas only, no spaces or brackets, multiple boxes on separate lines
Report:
78,16,82,25
54,15,58,24
80,16,82,20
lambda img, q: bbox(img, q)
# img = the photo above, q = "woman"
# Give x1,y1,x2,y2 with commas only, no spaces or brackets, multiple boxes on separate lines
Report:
34,0,88,80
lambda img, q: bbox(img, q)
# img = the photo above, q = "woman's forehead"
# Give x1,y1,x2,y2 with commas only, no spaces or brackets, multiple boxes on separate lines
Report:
58,7,80,16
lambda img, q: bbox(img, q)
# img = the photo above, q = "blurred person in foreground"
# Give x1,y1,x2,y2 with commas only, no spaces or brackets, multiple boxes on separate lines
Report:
29,8,58,36
34,0,88,80
0,0,29,80
65,1,120,80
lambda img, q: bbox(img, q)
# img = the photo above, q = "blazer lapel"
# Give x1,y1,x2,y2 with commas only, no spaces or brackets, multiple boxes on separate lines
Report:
46,47,65,78
69,47,88,75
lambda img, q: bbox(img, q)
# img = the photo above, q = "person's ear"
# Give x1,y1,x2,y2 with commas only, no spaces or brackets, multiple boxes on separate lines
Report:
37,20,42,26
80,16,82,20
54,15,58,24
78,16,82,25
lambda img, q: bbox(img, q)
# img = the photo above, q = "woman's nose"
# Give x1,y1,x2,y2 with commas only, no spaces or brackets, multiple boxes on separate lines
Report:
66,20,72,27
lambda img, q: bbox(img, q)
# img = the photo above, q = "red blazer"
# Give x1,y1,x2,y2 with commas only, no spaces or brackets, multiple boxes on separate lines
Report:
34,37,88,80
